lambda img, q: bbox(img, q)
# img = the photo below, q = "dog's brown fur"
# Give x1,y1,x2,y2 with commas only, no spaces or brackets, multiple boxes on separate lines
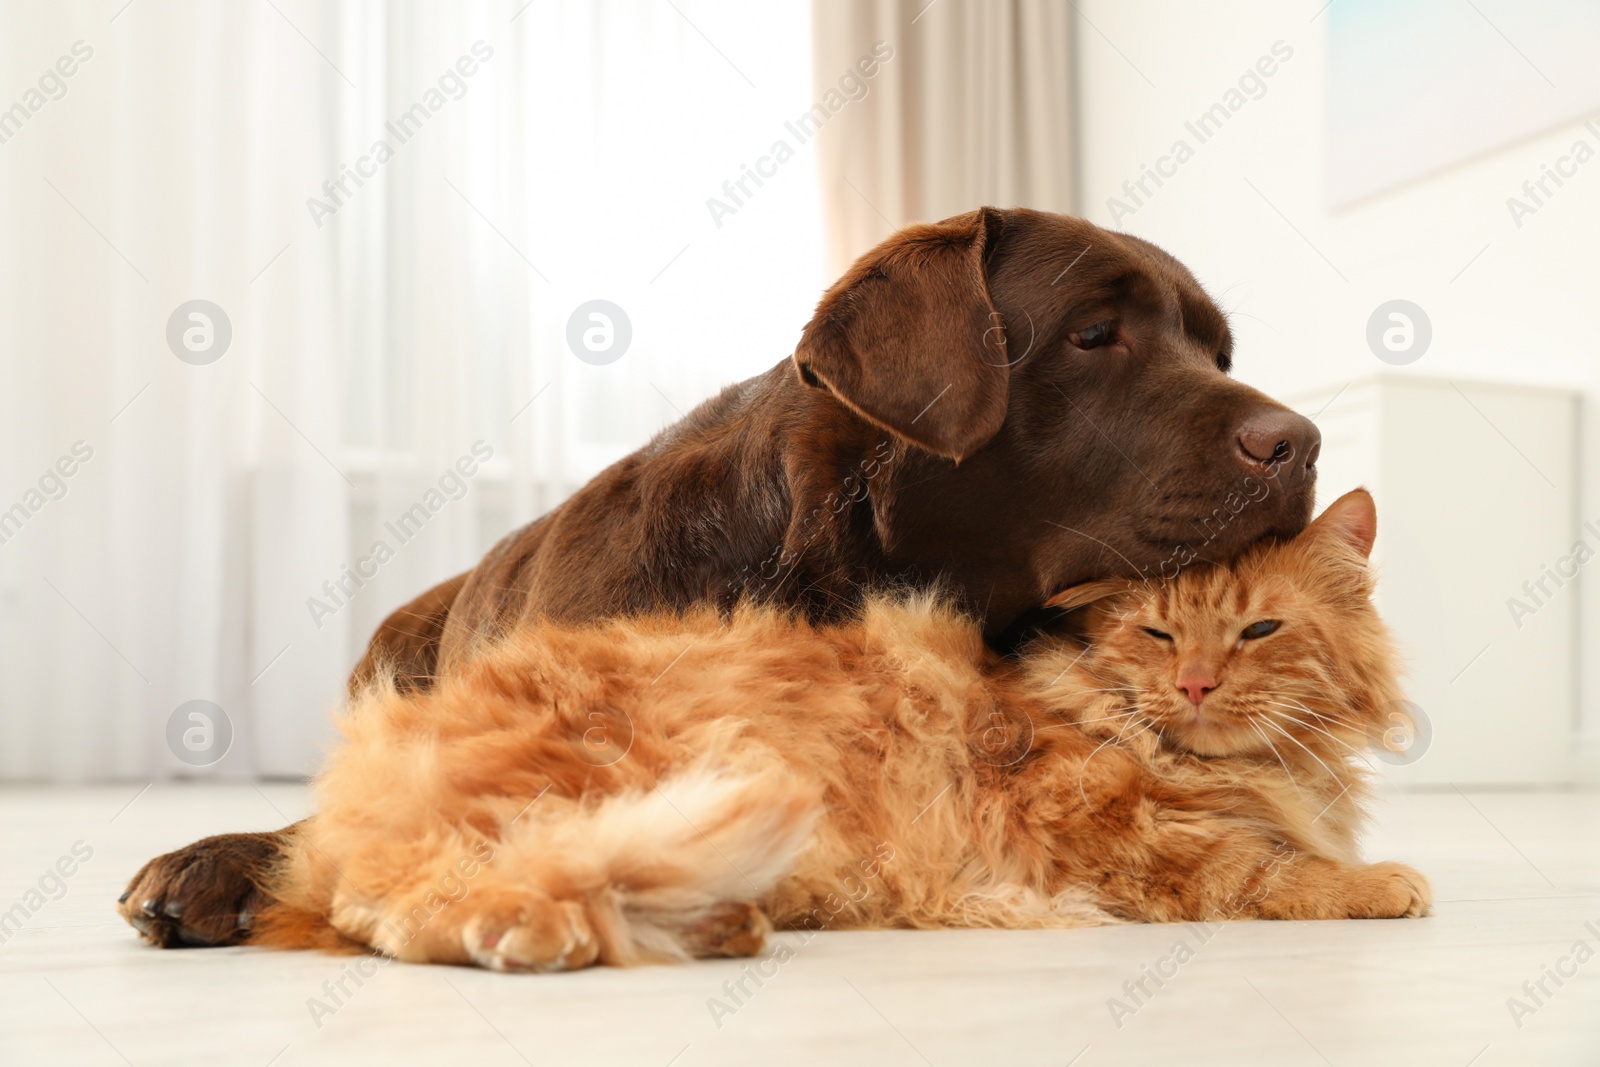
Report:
119,207,1324,949
243,491,1426,971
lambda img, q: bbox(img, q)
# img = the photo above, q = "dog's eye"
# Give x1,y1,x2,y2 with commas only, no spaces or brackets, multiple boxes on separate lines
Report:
1143,627,1172,642
1240,620,1280,640
1070,321,1115,349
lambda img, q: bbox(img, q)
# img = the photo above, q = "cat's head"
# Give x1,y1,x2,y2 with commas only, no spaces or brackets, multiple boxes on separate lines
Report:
1041,489,1404,764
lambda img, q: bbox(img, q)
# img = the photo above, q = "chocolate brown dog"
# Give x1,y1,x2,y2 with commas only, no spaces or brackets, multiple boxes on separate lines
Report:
119,207,1319,948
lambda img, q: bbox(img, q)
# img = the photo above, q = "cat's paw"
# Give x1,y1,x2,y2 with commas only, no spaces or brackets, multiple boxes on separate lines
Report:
1254,857,1432,920
678,901,769,958
1345,861,1432,919
463,901,599,973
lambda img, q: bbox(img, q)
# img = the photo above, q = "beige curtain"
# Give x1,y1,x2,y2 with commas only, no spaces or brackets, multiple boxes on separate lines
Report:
810,0,1077,276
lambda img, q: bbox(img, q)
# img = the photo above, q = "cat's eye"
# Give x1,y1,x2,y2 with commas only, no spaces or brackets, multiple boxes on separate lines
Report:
1143,627,1172,641
1241,620,1281,640
1069,321,1115,349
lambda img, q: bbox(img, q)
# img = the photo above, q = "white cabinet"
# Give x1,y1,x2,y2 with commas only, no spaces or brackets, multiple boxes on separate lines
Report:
1289,377,1579,785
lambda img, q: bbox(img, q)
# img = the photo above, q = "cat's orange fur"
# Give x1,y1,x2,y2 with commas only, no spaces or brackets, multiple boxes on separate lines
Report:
255,489,1429,970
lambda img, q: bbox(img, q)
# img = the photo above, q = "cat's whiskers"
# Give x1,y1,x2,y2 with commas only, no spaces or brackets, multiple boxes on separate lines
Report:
1076,708,1153,815
1041,643,1096,687
1120,714,1159,747
1265,708,1365,755
1266,696,1377,756
1256,712,1344,786
1105,707,1150,747
1265,690,1364,734
1263,703,1379,772
1114,720,1160,756
1263,697,1363,740
1259,690,1370,740
1286,700,1363,742
1257,675,1331,700
1246,717,1305,797
1039,708,1138,731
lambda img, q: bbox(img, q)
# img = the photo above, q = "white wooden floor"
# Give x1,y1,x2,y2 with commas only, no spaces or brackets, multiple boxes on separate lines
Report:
1,782,1597,1067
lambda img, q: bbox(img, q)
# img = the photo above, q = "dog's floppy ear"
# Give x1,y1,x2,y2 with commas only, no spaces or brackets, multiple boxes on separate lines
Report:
793,208,1009,462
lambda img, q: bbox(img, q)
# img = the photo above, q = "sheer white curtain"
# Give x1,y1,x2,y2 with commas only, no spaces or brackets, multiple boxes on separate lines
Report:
0,0,821,782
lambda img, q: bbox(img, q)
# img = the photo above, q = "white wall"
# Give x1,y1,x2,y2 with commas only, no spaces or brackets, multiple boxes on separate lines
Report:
1076,1,1600,781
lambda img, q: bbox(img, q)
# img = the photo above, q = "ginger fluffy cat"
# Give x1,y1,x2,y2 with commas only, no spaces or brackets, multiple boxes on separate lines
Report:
255,488,1429,970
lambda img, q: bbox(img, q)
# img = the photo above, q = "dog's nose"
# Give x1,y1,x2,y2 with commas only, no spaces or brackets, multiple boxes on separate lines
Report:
1236,409,1320,482
1176,672,1216,707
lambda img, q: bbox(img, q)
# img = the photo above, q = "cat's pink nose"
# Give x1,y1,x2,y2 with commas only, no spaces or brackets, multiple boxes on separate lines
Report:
1177,673,1216,706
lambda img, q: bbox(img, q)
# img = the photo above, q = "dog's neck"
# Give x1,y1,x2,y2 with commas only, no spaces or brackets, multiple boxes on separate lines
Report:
743,365,1039,639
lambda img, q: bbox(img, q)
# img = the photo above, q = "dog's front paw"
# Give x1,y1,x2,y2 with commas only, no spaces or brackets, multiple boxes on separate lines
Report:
117,830,284,947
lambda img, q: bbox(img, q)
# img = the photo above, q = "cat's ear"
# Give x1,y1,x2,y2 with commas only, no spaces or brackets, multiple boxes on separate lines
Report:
1307,488,1378,559
1043,579,1131,612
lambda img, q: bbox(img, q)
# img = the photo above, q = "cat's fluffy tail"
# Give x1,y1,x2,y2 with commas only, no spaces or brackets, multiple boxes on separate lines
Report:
498,764,822,962
253,763,822,965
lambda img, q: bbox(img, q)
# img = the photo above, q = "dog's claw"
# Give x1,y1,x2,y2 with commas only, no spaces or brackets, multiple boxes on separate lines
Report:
141,898,159,917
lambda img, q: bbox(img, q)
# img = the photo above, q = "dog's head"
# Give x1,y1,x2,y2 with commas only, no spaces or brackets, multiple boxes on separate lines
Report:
793,207,1319,635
